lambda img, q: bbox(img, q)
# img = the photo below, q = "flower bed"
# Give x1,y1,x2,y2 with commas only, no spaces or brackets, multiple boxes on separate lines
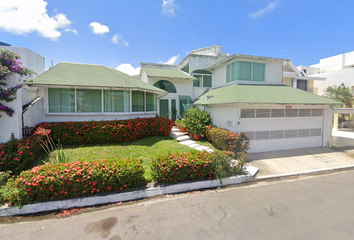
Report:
150,151,245,184
5,159,145,207
0,117,173,174
205,125,250,153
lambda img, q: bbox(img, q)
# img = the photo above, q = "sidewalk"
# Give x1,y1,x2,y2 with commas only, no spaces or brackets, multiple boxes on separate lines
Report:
249,147,354,179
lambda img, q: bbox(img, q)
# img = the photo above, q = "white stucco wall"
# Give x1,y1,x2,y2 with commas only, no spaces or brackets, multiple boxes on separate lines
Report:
0,47,44,143
314,68,354,96
204,105,240,133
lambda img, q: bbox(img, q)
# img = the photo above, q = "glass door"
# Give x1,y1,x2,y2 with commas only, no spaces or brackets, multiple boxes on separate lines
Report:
159,99,177,120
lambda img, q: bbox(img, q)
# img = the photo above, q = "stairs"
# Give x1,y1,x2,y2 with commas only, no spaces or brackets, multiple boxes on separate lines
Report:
170,126,214,152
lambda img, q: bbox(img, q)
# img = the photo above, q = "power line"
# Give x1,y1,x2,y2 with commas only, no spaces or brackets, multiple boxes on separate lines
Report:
182,0,203,48
240,0,347,48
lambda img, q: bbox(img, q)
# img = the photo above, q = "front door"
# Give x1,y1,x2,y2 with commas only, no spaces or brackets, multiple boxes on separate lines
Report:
159,99,177,120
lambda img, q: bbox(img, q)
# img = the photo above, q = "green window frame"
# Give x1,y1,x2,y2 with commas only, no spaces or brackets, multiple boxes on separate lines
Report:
146,92,157,111
192,70,212,87
132,91,145,112
48,88,75,113
153,80,177,93
104,90,130,112
76,89,102,113
226,61,265,82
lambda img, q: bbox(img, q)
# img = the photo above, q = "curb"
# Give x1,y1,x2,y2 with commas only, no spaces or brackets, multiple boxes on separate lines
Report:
255,164,354,181
0,173,255,217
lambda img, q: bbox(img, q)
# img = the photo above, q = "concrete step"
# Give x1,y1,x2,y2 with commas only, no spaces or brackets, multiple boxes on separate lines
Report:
179,140,196,145
171,126,180,132
170,132,189,138
176,135,191,142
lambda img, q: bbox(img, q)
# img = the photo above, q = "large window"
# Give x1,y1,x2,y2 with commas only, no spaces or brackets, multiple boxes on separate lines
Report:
153,80,177,93
48,88,75,113
146,93,157,111
48,88,157,114
104,90,130,112
193,70,212,87
227,61,265,82
77,89,102,113
132,91,145,112
179,95,193,117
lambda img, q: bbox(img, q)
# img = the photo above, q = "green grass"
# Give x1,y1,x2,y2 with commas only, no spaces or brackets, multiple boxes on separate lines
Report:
47,136,195,181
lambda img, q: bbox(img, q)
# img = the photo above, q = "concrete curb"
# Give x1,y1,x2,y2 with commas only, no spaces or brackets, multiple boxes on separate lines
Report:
0,171,256,217
255,164,354,181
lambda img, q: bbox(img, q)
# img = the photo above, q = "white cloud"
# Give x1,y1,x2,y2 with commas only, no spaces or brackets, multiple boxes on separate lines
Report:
162,0,179,17
249,1,281,20
160,54,180,65
65,28,78,35
116,63,141,76
89,22,109,35
0,0,72,41
111,33,129,46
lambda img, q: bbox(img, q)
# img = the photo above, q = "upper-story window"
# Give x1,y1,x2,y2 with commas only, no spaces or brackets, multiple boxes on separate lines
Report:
227,61,265,83
193,70,212,87
153,80,177,93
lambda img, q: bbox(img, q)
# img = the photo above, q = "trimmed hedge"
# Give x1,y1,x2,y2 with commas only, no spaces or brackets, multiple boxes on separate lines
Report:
6,159,145,207
206,125,250,153
0,117,173,174
151,151,245,184
37,117,173,145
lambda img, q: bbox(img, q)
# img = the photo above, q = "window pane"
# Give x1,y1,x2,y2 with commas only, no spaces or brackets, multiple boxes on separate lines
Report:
193,75,202,87
77,89,102,113
239,61,251,80
104,90,130,112
253,63,265,81
146,92,156,111
227,64,231,83
232,62,238,81
203,75,212,87
132,91,145,112
153,80,177,93
179,95,193,117
48,88,75,113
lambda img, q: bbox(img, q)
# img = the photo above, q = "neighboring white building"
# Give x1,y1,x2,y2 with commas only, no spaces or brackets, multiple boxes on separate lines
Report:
142,46,340,153
0,44,45,143
300,51,354,95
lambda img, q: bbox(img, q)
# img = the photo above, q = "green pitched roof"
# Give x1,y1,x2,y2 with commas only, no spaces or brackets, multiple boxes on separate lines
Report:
143,67,195,80
194,84,342,106
30,62,167,97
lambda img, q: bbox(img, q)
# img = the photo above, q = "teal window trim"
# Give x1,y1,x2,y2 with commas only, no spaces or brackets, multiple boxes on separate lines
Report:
192,70,212,88
48,88,157,114
153,80,177,93
226,61,265,82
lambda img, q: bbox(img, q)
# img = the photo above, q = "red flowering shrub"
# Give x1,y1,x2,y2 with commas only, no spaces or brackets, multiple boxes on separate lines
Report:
150,151,245,184
6,159,145,207
0,117,173,174
0,128,50,174
205,126,250,154
36,117,173,145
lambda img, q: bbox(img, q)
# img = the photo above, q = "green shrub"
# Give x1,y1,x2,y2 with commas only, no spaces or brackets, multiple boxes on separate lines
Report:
206,126,250,154
5,159,145,207
150,151,245,184
183,107,211,135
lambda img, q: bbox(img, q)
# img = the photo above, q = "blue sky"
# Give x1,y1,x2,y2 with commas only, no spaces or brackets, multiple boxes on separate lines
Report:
0,0,353,75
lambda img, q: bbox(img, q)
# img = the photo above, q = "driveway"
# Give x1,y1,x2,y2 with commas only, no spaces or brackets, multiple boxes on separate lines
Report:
249,147,354,178
332,129,354,151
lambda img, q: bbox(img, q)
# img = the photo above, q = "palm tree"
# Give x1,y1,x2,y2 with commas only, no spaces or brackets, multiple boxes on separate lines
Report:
325,83,354,108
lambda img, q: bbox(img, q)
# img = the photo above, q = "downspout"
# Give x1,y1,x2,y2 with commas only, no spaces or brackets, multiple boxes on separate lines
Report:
22,97,42,136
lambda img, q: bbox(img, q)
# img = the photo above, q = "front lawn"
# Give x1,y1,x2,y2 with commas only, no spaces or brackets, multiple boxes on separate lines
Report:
47,136,194,181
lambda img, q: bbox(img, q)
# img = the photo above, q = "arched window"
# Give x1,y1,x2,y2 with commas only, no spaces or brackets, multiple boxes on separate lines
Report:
193,70,212,87
153,80,177,93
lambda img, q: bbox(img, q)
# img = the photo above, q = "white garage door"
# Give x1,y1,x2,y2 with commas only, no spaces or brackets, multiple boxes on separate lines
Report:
241,109,323,153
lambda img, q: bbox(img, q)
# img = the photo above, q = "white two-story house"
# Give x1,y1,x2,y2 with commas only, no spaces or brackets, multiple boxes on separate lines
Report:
141,46,340,153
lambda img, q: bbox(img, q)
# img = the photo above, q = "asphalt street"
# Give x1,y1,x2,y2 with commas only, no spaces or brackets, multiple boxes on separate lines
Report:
1,170,354,240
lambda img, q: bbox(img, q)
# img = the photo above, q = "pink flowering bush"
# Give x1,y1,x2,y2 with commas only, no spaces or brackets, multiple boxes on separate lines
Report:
0,49,35,118
6,159,145,207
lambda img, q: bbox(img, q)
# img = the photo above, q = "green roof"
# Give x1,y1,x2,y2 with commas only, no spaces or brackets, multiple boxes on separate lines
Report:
143,67,195,80
30,62,168,97
194,84,342,105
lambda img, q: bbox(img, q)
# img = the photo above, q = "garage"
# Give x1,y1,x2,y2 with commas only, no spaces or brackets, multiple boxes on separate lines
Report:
240,108,324,153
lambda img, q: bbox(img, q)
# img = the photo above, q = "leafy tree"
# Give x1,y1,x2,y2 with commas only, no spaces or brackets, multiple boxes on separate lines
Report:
325,83,354,108
0,49,35,117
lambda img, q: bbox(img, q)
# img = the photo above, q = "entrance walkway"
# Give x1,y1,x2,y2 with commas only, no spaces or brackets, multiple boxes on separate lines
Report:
249,147,354,178
170,126,214,152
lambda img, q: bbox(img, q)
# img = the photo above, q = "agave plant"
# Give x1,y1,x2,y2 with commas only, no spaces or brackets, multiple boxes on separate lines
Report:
40,137,71,164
